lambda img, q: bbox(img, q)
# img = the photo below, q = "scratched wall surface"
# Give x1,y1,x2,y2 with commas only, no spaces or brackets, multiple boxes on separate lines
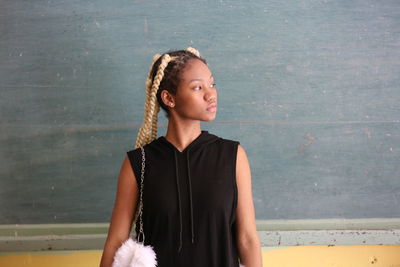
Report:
0,0,399,224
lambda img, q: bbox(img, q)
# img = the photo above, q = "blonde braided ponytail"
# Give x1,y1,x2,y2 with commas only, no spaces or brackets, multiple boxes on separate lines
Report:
186,47,200,57
134,54,159,148
134,47,202,149
145,54,162,142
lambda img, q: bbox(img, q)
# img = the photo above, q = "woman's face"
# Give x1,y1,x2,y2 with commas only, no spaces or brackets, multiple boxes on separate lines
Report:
172,59,218,121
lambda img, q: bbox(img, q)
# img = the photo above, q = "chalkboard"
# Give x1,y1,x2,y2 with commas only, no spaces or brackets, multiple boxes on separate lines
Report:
0,0,399,224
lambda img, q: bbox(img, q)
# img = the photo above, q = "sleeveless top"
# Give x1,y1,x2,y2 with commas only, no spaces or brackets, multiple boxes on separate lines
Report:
126,130,241,267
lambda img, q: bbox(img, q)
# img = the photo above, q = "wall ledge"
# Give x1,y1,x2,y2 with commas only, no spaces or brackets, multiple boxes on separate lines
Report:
1,218,399,252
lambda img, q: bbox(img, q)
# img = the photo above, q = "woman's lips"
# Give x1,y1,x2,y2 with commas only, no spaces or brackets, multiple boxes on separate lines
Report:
207,104,217,112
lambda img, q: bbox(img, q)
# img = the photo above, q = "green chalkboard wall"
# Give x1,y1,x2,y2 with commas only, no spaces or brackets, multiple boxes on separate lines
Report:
1,0,399,224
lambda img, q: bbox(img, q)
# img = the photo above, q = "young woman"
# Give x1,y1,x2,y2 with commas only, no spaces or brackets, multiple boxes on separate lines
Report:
100,47,262,267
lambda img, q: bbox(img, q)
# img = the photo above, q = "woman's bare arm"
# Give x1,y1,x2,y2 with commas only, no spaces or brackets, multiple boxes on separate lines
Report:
235,145,263,267
99,156,139,267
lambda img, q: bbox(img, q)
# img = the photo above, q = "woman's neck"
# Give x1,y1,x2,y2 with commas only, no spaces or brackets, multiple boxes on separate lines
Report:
164,119,202,152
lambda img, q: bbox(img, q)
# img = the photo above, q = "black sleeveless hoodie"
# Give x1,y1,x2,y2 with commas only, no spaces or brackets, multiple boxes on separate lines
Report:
126,130,241,267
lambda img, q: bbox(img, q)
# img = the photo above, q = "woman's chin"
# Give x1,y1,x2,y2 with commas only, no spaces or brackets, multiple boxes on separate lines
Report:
202,114,217,122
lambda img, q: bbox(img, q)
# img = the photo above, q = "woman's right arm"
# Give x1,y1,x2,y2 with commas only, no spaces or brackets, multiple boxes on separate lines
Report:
99,156,139,267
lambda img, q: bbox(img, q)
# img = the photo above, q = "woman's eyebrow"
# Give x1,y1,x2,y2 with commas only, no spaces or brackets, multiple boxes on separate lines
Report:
189,75,214,83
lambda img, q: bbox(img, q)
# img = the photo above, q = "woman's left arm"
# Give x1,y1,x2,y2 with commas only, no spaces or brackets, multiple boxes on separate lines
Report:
235,144,263,267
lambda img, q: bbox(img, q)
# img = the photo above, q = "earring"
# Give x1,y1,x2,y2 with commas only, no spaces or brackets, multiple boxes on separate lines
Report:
170,103,174,107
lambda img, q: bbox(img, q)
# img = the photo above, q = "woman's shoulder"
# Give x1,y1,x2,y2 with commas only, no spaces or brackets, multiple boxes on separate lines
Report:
126,146,141,156
126,137,159,155
217,135,241,146
213,135,241,152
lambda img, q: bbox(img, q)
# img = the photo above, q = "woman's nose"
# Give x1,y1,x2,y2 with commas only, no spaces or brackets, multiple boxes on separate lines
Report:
205,88,217,102
205,93,216,102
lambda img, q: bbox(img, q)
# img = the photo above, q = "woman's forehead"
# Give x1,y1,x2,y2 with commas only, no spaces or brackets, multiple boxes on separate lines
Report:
180,59,213,81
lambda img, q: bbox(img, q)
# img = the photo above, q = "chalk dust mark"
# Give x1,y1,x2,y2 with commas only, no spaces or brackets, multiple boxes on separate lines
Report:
298,132,317,154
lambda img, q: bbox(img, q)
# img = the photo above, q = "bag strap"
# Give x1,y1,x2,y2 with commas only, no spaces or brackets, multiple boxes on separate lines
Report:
136,146,146,243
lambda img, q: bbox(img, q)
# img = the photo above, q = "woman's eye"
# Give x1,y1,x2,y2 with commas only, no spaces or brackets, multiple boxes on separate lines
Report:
193,83,216,90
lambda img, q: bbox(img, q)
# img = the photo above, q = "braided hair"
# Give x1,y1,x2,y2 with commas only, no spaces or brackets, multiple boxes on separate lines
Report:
134,47,207,149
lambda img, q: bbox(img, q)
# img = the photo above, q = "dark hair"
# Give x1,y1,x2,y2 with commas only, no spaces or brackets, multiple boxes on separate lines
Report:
150,49,207,117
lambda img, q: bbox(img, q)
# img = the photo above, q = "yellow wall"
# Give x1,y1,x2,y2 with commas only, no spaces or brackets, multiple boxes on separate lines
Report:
1,245,399,267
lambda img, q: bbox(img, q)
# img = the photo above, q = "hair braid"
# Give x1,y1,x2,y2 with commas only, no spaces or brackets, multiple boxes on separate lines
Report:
144,54,161,142
186,47,200,57
135,54,173,148
143,54,161,117
134,55,159,148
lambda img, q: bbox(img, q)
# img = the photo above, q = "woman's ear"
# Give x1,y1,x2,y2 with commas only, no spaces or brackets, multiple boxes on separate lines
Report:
161,90,175,107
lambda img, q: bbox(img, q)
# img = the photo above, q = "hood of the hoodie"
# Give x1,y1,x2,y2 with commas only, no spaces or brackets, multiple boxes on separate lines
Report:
156,130,220,252
158,130,219,154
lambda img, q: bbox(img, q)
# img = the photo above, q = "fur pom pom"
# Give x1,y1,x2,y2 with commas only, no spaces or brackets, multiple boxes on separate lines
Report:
112,238,157,267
